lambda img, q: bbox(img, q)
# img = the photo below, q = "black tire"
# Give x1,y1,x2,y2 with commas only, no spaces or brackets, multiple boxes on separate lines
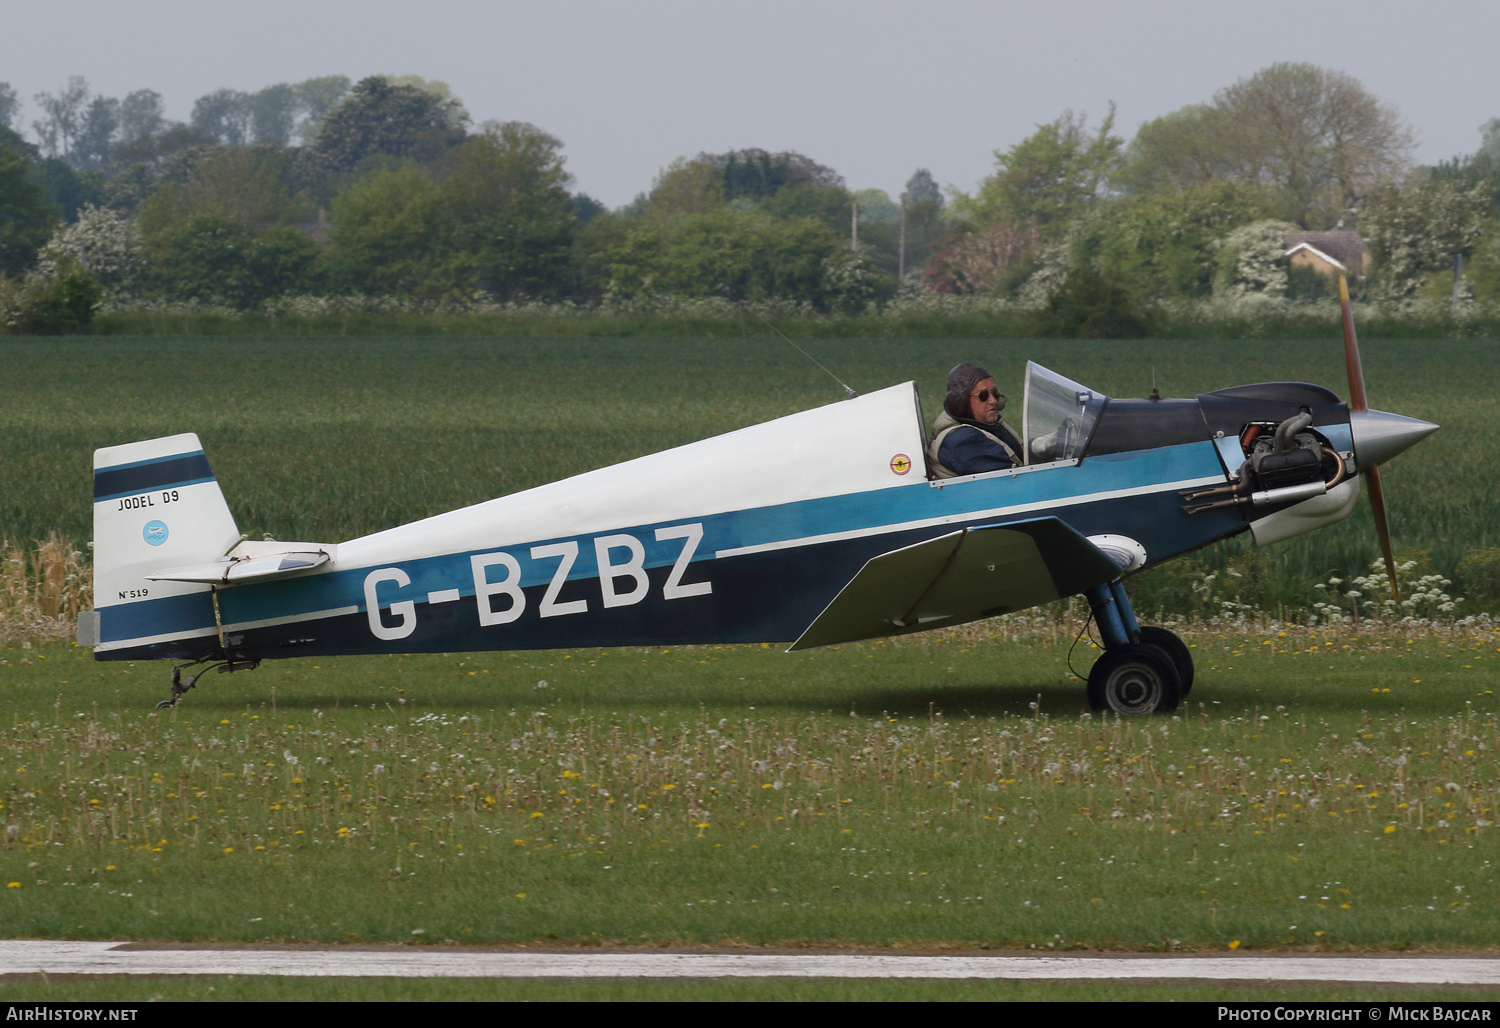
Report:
1086,644,1182,715
1138,625,1194,697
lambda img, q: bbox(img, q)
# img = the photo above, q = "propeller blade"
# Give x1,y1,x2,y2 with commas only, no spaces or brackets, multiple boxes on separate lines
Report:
1339,274,1368,412
1366,464,1400,603
1341,274,1398,601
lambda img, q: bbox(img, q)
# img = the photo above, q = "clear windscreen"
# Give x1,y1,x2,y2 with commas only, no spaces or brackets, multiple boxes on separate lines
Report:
1021,362,1108,463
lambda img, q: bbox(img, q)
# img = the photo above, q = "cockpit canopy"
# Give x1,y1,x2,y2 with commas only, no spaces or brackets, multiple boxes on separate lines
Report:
1021,362,1108,463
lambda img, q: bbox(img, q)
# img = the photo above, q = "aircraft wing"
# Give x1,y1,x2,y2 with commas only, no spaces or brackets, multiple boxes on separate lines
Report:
788,517,1122,651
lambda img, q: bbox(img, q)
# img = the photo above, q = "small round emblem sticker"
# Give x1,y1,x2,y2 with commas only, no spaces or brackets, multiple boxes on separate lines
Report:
890,454,912,476
143,520,169,546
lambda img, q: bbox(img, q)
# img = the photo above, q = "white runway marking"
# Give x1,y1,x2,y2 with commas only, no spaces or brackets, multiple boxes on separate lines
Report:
1,942,1499,983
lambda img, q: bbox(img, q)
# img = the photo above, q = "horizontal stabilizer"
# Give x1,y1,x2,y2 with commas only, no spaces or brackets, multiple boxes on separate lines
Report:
146,550,331,585
788,517,1121,651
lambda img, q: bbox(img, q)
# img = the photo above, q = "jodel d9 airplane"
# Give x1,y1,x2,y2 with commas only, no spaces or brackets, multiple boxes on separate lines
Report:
78,279,1436,714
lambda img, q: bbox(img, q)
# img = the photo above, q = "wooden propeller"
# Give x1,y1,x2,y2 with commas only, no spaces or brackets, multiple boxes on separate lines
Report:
1339,274,1399,602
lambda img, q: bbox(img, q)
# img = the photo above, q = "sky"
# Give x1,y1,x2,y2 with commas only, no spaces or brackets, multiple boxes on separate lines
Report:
2,0,1496,208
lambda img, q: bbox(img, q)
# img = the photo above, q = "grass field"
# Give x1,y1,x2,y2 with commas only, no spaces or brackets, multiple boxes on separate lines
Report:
4,975,1499,1003
3,623,1499,954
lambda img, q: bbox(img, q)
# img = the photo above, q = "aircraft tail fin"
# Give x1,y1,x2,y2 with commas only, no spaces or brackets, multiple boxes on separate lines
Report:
84,433,242,659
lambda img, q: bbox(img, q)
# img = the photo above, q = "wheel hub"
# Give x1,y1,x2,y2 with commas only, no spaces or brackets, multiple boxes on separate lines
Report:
1108,662,1158,712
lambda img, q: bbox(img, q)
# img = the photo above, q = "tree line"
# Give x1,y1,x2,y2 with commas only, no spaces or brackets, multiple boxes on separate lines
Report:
2,64,1499,334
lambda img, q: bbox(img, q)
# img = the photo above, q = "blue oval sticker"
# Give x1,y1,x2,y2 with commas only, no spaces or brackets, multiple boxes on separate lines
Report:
143,520,169,546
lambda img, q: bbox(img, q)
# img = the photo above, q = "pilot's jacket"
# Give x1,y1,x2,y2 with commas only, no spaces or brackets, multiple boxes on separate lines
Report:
928,409,1023,478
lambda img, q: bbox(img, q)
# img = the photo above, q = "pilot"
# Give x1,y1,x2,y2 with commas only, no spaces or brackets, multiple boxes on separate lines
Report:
928,362,1023,478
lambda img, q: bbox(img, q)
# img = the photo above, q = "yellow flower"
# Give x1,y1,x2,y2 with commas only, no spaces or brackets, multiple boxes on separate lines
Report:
1228,940,1241,950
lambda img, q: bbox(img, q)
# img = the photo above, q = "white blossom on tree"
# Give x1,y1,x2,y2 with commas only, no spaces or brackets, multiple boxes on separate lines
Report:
820,247,888,313
1213,220,1298,297
1015,240,1073,306
36,204,144,297
1363,181,1492,309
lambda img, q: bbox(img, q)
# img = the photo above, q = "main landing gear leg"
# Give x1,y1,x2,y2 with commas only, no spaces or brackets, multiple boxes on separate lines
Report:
1082,581,1191,714
156,658,262,709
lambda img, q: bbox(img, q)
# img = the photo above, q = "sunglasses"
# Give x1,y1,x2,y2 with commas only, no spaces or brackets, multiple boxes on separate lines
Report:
970,389,1002,402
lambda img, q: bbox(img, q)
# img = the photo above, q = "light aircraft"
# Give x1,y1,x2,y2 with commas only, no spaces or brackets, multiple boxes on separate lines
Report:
78,279,1436,714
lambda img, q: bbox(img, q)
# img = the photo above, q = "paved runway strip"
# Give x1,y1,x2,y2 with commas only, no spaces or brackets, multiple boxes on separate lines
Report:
2,942,1499,983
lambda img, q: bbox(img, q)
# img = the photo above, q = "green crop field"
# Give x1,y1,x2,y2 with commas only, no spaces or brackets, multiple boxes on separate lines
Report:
0,331,1492,610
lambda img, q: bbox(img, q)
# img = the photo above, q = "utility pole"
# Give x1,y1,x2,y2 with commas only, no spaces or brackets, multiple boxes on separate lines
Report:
851,196,858,250
898,202,906,284
1453,253,1464,319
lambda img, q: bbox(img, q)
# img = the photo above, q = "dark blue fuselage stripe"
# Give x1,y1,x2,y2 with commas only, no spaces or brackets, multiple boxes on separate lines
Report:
99,591,216,646
95,496,1249,662
96,489,1247,658
94,452,214,501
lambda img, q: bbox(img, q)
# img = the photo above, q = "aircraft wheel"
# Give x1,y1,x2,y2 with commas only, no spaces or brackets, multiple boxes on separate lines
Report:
1087,644,1181,715
1138,625,1194,697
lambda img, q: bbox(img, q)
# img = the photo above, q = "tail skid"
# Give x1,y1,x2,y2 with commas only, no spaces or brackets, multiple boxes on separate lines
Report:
157,657,262,709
